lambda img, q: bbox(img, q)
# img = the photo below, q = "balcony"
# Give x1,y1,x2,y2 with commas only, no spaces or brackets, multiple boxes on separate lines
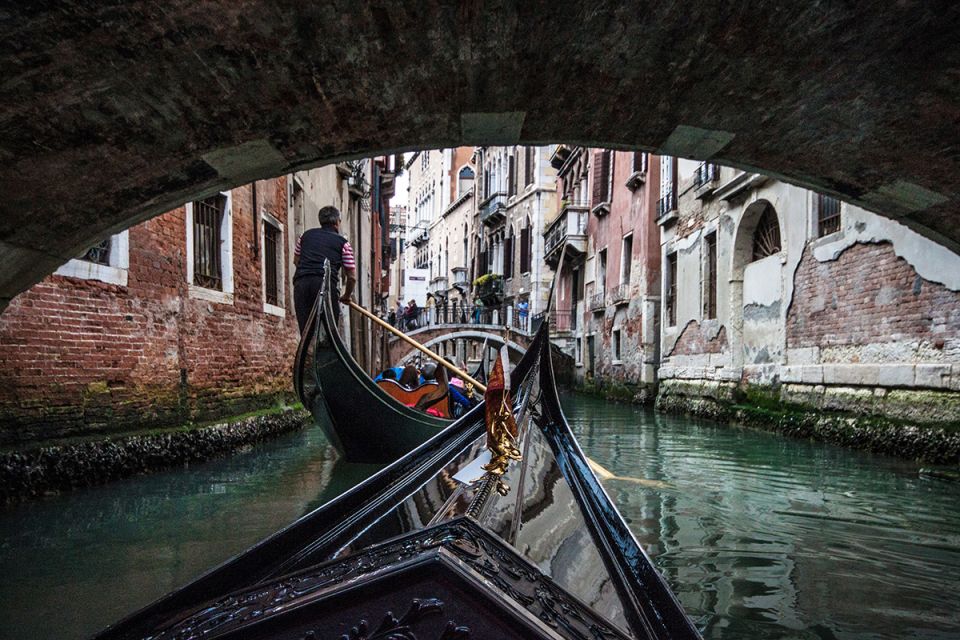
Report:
451,266,468,288
479,191,507,226
474,273,504,304
430,275,448,295
693,162,719,199
610,283,630,306
408,226,429,247
656,192,677,226
550,144,572,170
544,200,589,266
589,291,606,312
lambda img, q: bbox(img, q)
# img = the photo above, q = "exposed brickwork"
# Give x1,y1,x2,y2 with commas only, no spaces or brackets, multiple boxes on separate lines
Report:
667,320,728,357
0,178,298,445
787,242,960,360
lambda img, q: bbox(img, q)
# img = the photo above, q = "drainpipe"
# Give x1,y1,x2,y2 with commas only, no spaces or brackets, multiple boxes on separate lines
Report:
251,181,259,258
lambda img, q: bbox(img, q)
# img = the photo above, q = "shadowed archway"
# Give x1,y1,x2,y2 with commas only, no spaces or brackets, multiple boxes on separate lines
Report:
2,2,959,308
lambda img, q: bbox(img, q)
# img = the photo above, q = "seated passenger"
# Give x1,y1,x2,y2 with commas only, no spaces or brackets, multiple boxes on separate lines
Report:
374,366,403,382
398,365,421,389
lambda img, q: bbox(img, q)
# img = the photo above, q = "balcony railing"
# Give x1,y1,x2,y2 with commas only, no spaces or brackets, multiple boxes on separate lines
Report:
451,266,468,288
430,276,448,294
610,283,629,305
544,202,589,264
474,273,504,303
657,192,676,219
589,291,605,311
693,162,719,190
479,191,507,225
408,226,429,247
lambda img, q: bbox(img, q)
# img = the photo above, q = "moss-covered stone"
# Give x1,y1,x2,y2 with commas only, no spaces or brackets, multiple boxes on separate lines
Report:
0,405,310,502
656,380,960,465
575,379,657,405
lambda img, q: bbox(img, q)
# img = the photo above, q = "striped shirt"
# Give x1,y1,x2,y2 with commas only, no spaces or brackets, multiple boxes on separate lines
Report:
295,235,356,271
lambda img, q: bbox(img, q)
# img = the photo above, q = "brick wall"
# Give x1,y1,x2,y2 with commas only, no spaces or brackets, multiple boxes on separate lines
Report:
787,242,960,361
0,178,299,445
667,320,728,356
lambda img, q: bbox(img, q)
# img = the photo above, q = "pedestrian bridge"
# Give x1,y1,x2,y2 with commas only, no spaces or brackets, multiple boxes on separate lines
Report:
388,323,536,368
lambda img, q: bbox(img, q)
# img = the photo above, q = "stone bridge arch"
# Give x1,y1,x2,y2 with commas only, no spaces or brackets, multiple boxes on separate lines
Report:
2,3,959,308
388,325,532,367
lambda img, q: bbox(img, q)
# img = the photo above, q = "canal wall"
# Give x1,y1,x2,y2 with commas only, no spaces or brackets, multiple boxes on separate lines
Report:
0,178,300,446
0,406,309,501
656,379,960,464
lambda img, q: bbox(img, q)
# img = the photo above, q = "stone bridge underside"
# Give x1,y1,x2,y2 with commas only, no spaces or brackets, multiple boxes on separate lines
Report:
2,3,960,308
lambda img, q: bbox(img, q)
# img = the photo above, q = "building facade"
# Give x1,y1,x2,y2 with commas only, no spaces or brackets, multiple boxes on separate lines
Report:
656,162,960,420
0,178,298,444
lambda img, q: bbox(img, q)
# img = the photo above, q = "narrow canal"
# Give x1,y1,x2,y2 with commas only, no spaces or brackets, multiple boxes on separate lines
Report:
1,397,958,639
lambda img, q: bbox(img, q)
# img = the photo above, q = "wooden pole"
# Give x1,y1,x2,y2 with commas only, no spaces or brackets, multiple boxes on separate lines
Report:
348,301,487,393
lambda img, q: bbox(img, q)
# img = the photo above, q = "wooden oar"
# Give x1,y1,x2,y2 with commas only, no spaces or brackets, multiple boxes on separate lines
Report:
347,301,487,393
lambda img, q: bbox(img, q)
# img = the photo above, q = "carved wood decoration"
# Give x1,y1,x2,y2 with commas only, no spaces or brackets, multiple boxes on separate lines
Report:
142,518,630,640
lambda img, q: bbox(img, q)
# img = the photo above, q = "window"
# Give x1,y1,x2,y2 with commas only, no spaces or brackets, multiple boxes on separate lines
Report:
575,337,583,365
520,222,531,273
752,205,782,261
186,191,234,304
508,153,517,197
817,194,841,237
612,329,622,362
592,150,612,204
458,166,475,197
262,213,284,316
632,151,648,173
597,248,607,292
193,195,226,289
80,239,111,266
704,232,717,319
666,252,677,326
525,147,535,186
56,231,130,286
504,230,514,279
620,234,633,285
658,156,677,217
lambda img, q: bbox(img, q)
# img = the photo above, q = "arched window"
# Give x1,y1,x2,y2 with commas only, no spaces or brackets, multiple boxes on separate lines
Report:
751,205,781,261
458,165,475,197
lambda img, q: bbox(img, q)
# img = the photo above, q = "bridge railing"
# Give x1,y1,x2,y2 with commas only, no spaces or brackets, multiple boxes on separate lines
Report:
388,301,533,334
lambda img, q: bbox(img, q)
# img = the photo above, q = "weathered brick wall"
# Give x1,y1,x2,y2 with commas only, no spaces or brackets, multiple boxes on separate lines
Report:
787,242,960,362
0,178,299,445
667,320,728,357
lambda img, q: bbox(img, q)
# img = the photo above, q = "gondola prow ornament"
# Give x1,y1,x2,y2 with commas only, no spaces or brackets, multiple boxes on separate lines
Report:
481,346,521,496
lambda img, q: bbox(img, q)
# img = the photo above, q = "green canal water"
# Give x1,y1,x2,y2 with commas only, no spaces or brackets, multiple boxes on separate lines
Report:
1,396,958,639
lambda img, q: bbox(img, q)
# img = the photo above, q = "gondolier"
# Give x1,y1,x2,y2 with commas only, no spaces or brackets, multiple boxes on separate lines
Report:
293,205,356,332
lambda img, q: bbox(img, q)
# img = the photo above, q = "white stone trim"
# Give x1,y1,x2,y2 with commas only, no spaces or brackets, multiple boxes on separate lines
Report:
260,209,286,316
55,230,129,286
185,191,234,304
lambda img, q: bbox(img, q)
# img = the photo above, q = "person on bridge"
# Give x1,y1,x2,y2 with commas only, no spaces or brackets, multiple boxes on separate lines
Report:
293,206,357,333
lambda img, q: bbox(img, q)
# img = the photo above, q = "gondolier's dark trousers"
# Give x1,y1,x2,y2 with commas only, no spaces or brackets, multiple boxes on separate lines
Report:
294,273,339,333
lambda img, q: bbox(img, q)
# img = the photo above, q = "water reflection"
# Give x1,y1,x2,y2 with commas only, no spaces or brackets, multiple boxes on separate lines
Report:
562,394,960,640
0,427,379,640
1,399,959,640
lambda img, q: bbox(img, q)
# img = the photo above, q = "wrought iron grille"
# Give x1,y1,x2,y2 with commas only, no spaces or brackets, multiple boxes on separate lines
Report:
693,162,718,189
817,194,841,237
79,238,111,265
264,222,280,306
657,192,676,218
752,206,781,261
193,195,225,290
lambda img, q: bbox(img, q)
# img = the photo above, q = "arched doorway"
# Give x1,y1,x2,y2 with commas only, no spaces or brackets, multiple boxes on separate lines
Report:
730,200,786,371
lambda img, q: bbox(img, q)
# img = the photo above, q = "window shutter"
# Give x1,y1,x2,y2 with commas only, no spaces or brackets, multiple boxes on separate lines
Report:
508,155,516,197
592,151,611,204
520,226,530,273
671,158,678,207
504,236,513,278
525,147,535,186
